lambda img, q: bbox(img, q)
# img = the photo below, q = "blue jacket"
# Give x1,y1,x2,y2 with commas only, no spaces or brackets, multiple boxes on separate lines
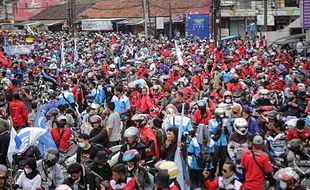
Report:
208,118,232,147
187,138,203,170
248,117,260,134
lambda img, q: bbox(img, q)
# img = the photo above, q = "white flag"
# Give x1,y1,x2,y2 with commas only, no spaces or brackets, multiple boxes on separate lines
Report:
175,41,184,66
7,127,47,163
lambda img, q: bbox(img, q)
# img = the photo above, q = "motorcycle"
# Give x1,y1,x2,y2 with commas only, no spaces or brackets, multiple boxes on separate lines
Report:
266,133,288,168
274,161,310,190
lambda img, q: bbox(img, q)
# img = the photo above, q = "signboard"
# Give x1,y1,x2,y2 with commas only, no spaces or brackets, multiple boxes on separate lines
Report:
257,15,275,26
187,14,210,39
304,0,310,29
81,19,113,31
156,17,164,29
172,14,184,23
6,45,35,55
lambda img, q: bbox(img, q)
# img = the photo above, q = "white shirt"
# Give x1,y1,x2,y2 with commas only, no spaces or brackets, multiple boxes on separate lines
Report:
16,172,42,190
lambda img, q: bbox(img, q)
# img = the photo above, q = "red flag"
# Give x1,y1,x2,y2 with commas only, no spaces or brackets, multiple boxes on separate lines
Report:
111,35,116,45
0,51,9,67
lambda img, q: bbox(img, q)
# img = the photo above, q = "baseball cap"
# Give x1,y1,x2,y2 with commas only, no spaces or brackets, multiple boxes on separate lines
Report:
253,135,264,145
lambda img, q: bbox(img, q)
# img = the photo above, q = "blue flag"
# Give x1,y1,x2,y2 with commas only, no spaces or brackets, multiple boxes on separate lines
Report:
35,106,57,155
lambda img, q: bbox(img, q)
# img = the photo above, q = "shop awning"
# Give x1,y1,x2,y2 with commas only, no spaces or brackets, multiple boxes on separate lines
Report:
117,18,145,26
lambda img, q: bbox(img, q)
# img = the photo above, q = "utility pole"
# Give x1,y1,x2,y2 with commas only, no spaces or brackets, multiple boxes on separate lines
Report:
218,0,221,44
142,0,149,37
213,0,219,44
169,0,172,39
264,0,268,32
67,0,75,34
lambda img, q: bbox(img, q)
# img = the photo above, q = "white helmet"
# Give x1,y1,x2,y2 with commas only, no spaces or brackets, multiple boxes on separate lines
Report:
109,64,116,69
49,63,57,70
233,118,248,135
177,77,188,86
124,126,139,138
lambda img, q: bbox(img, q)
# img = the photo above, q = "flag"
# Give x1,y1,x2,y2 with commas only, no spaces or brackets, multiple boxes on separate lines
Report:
7,127,21,164
7,127,46,164
174,103,190,190
74,39,78,63
111,35,116,45
35,106,57,155
61,42,65,66
3,37,11,55
25,25,35,35
175,41,184,66
0,50,9,67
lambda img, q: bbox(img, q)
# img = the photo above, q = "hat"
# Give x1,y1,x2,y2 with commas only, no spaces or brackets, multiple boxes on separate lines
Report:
253,135,264,145
232,104,242,118
154,171,170,188
95,151,109,163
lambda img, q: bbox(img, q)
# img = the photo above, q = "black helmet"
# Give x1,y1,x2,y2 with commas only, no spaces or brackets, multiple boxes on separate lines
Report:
43,148,59,167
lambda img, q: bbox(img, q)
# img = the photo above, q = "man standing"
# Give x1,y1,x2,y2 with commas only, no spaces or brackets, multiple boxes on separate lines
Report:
111,86,131,127
241,135,275,190
9,93,28,130
106,102,121,146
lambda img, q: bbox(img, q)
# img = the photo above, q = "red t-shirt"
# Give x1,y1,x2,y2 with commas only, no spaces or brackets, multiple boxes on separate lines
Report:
241,150,273,190
193,109,213,125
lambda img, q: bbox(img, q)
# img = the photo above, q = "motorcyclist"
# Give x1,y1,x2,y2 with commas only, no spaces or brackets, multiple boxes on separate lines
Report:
208,107,232,177
50,115,72,153
37,148,64,190
89,151,112,183
131,114,160,161
154,160,181,190
89,115,109,149
64,162,102,190
118,126,146,162
286,119,310,141
228,118,250,164
122,149,152,189
192,100,213,127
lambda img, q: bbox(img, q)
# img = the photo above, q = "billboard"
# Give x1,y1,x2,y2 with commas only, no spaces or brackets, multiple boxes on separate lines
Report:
304,0,310,29
81,19,113,31
187,14,210,39
15,0,63,21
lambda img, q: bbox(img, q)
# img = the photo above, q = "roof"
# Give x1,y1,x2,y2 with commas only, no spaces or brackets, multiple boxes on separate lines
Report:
30,3,93,20
80,0,211,19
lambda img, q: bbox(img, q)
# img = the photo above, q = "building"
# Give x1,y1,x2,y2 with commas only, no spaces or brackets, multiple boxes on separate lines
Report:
220,0,301,37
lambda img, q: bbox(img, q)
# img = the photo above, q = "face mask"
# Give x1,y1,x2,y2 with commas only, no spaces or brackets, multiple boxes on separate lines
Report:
24,168,32,174
225,98,232,104
78,143,87,149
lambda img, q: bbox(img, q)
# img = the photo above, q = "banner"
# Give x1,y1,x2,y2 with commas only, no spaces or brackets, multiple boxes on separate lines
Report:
156,17,164,29
6,44,35,55
81,19,113,31
187,14,210,39
304,0,310,29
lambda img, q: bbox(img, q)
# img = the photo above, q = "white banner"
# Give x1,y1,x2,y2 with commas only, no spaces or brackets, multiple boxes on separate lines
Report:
257,15,275,26
156,17,164,29
7,44,35,55
81,19,113,31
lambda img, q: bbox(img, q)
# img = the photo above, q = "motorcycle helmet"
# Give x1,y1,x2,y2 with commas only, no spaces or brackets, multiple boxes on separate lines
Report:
233,118,248,135
155,160,178,179
56,115,67,128
131,114,148,127
122,149,141,163
43,148,59,167
124,127,139,138
46,108,59,117
49,63,57,70
89,115,102,124
214,108,225,118
273,168,300,189
223,91,233,104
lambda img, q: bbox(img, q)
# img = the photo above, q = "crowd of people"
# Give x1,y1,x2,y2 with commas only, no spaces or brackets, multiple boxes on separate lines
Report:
0,30,309,190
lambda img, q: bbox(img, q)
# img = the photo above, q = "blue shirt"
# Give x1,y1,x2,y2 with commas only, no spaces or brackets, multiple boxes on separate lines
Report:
187,138,202,170
208,118,232,147
165,115,194,136
221,71,231,83
111,95,131,120
58,91,75,106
